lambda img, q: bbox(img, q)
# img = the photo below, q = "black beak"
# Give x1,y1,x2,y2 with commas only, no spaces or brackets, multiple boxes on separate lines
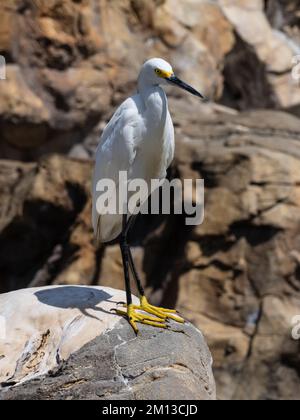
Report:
167,75,205,99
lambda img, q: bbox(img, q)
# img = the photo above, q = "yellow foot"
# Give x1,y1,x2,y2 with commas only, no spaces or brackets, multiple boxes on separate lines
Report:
113,304,168,334
137,296,185,324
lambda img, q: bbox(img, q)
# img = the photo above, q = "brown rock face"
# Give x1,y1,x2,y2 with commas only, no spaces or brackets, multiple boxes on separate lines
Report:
219,0,300,109
0,155,94,292
170,106,300,400
0,0,299,159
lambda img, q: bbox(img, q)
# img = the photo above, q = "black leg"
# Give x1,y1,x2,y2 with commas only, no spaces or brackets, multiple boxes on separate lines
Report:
123,213,138,237
120,215,132,306
123,214,145,297
128,247,145,296
118,215,184,330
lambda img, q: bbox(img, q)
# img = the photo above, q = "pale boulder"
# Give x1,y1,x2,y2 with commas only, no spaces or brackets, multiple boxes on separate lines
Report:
0,285,138,386
0,286,216,400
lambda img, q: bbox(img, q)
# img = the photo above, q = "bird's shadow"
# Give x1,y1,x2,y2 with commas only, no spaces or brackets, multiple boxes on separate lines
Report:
35,286,119,321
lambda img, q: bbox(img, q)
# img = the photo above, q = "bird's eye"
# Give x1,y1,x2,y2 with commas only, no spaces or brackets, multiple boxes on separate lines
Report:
155,69,161,75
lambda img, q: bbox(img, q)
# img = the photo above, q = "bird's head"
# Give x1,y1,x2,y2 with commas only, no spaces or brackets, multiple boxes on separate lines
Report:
139,58,205,99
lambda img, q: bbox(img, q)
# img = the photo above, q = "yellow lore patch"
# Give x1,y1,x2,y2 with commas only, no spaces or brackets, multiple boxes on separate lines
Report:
155,68,173,79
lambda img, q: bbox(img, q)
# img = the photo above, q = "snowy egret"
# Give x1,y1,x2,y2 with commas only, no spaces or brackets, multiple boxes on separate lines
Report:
92,58,204,333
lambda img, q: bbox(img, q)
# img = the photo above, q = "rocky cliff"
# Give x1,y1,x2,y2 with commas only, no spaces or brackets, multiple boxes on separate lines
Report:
0,0,300,400
1,0,300,161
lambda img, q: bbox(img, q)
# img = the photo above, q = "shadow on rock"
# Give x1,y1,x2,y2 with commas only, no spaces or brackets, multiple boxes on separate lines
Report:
35,286,114,319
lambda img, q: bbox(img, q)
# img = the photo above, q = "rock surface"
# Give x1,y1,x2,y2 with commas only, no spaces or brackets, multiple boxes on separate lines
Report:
0,0,299,159
0,285,216,400
219,0,300,107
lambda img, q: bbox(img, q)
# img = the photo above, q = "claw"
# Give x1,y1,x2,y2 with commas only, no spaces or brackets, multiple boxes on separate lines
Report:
111,296,185,333
110,308,118,313
113,304,168,333
139,296,185,324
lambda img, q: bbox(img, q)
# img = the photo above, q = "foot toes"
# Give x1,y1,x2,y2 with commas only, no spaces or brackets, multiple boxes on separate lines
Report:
111,309,128,318
146,305,184,323
112,300,184,333
110,308,120,313
157,308,178,314
133,312,164,323
166,314,185,323
129,318,138,334
144,307,167,319
142,320,167,329
141,315,166,323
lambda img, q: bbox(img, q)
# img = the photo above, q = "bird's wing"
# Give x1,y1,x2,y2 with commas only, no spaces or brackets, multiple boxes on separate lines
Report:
165,111,175,170
92,96,144,243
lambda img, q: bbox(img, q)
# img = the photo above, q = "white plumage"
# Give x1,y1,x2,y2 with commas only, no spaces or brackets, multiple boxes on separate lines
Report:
92,58,203,244
92,58,175,243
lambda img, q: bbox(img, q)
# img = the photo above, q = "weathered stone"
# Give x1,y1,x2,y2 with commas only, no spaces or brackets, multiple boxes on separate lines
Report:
0,285,216,400
1,0,299,159
0,155,94,292
0,66,50,149
218,0,300,106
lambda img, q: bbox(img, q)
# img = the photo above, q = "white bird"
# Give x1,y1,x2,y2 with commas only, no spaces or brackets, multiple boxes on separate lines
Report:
92,58,204,333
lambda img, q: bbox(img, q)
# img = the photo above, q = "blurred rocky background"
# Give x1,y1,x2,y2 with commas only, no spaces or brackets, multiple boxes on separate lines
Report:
0,0,300,400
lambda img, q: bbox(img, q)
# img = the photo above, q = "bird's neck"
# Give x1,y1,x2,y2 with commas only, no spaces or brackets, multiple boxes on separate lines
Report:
138,82,168,127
